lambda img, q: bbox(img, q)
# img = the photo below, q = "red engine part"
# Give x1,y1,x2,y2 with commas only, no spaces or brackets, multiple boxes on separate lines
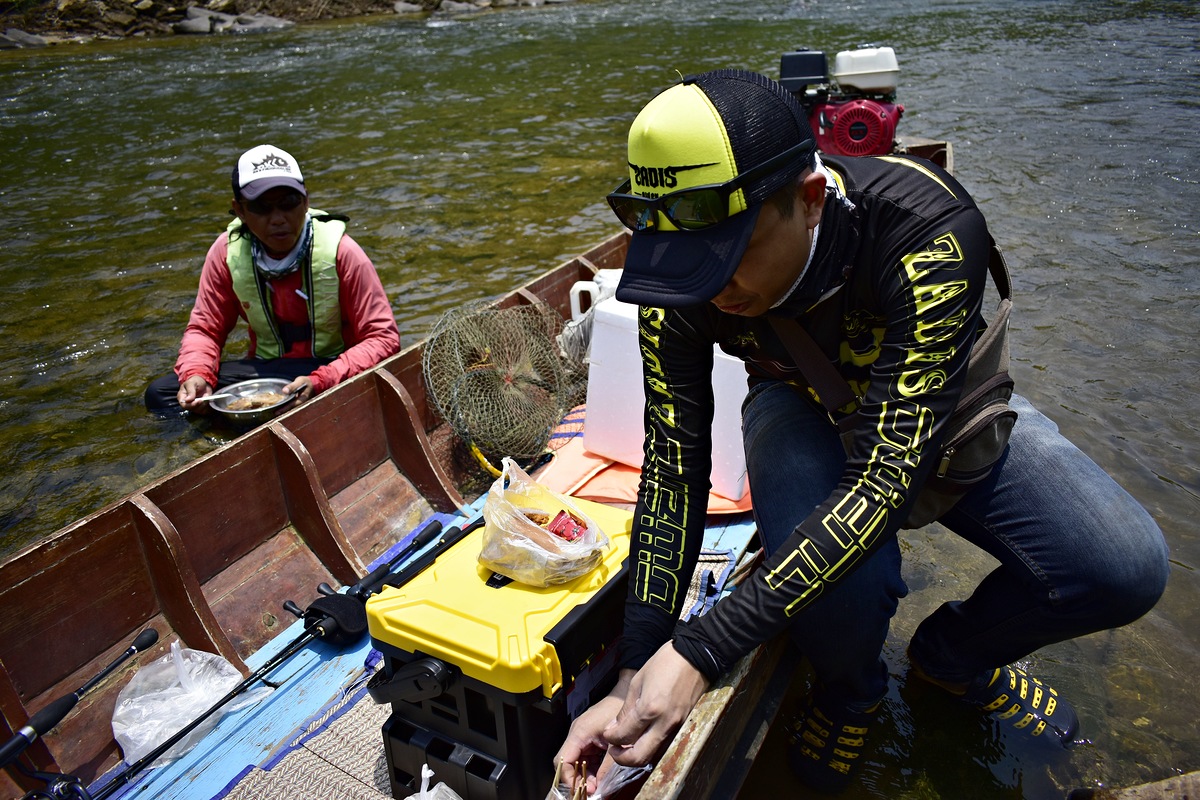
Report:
809,98,905,157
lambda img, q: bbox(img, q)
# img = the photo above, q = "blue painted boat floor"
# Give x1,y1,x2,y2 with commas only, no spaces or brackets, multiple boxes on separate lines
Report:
89,506,758,800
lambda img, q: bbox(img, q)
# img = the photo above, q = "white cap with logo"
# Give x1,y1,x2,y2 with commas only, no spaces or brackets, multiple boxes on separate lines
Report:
234,144,306,200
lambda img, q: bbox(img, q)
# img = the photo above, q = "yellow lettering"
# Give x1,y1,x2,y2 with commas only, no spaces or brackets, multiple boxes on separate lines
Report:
901,233,963,283
895,233,968,399
632,482,691,607
912,279,968,316
897,368,948,397
648,401,676,428
913,309,967,346
766,539,829,591
760,402,937,617
630,305,704,615
865,403,927,501
640,305,665,327
825,490,886,556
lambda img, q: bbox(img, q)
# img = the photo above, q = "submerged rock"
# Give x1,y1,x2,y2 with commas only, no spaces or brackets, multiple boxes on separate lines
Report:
1,27,49,46
2,0,571,44
171,5,294,33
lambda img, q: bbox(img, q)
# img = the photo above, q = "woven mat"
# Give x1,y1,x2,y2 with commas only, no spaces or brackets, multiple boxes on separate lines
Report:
216,665,393,800
680,549,737,621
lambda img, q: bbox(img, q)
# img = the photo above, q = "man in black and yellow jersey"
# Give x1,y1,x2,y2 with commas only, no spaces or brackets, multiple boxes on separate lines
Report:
556,69,1168,794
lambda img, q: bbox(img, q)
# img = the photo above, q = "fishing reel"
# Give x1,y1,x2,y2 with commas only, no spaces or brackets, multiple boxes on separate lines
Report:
282,584,369,647
281,517,456,647
780,45,905,157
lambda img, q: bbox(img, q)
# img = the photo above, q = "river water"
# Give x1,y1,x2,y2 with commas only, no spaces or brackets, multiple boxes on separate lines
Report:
1,0,1196,796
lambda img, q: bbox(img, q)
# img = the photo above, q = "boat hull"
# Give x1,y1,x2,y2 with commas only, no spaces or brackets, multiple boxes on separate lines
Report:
0,233,630,798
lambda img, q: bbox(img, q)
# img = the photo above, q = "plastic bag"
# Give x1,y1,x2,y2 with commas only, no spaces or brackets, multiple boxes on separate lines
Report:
545,762,653,800
111,641,270,767
418,764,464,800
479,457,609,587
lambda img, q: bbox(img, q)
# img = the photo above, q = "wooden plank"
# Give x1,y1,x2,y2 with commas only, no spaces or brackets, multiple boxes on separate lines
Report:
269,424,365,586
1080,771,1200,799
0,505,157,700
202,526,341,661
275,374,391,498
635,637,788,800
0,652,57,793
374,369,465,514
330,462,434,567
895,135,954,173
142,434,290,586
129,495,241,669
89,512,473,800
39,626,172,788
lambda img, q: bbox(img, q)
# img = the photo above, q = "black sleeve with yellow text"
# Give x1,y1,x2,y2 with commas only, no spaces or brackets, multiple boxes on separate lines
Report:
619,305,718,671
622,155,998,678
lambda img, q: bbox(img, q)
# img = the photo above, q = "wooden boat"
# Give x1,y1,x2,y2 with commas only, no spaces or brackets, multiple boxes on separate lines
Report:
0,135,951,800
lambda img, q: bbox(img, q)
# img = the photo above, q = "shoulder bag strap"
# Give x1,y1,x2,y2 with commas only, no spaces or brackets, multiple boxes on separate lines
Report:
767,235,1011,436
766,315,860,435
986,234,1012,301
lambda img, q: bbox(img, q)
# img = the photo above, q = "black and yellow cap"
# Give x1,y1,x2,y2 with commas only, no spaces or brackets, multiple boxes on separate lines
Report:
615,69,815,308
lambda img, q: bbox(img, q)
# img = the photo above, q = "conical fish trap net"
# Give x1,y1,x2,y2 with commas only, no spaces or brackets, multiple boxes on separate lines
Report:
422,300,586,471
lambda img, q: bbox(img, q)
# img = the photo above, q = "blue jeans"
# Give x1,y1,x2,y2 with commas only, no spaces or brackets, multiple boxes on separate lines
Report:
741,382,1169,706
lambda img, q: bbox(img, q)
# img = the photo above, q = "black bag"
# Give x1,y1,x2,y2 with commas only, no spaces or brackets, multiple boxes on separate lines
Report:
768,237,1016,529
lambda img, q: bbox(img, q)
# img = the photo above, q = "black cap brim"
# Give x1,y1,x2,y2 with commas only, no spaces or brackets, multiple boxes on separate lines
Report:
240,177,307,200
614,204,762,308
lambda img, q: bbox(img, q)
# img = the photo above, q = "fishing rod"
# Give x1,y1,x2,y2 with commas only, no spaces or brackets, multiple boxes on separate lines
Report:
381,514,486,591
88,628,322,800
1,629,160,772
90,514,473,800
3,629,159,800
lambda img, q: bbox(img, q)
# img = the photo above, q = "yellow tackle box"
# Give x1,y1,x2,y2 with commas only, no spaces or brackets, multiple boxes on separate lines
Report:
366,498,632,800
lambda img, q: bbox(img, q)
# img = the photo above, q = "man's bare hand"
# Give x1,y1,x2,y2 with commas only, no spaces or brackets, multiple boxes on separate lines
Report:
283,375,314,402
177,376,213,412
603,643,709,768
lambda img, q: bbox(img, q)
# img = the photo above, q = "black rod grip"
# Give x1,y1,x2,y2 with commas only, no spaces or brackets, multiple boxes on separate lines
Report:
77,628,160,697
350,519,443,600
381,516,485,592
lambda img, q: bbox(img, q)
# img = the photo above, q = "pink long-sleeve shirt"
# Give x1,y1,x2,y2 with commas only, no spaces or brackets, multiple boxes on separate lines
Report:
174,231,401,394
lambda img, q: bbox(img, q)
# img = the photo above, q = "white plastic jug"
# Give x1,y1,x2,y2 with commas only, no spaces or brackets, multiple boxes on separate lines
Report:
569,269,623,321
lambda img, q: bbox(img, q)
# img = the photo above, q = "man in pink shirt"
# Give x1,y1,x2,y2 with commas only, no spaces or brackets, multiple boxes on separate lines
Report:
145,145,401,418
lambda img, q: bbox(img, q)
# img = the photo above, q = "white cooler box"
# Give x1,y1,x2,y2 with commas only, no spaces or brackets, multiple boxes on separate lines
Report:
583,296,750,501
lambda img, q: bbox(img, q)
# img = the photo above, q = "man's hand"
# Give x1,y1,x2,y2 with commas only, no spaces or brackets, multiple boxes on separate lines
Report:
603,642,709,768
555,672,633,796
177,376,213,412
283,375,314,402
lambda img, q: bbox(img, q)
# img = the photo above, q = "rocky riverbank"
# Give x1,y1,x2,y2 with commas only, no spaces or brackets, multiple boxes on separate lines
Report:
1,0,573,46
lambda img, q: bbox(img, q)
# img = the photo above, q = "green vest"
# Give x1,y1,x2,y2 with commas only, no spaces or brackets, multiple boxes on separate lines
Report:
226,211,346,360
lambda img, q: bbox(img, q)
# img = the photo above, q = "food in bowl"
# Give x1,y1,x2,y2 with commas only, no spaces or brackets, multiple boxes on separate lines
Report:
226,391,288,411
209,378,295,426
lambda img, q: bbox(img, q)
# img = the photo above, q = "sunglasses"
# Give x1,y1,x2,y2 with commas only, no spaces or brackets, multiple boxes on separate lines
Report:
607,138,815,233
243,191,305,216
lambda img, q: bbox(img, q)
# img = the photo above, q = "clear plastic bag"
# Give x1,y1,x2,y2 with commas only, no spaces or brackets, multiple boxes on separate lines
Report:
418,764,464,799
545,762,652,800
479,457,609,587
111,641,271,767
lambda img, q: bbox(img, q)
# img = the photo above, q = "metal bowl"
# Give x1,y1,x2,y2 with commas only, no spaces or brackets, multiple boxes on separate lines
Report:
208,378,297,427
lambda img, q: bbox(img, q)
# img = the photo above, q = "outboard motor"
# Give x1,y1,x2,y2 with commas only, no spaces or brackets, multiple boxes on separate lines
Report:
780,45,905,157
